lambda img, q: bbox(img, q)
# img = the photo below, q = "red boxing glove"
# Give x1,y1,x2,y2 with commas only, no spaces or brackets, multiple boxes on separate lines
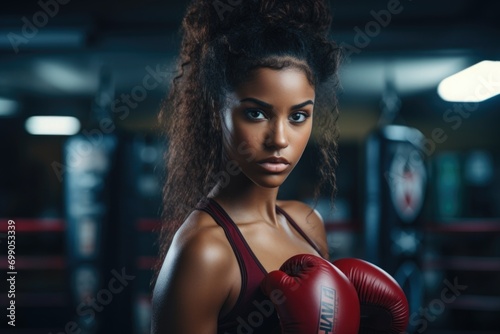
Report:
261,254,360,334
332,258,409,334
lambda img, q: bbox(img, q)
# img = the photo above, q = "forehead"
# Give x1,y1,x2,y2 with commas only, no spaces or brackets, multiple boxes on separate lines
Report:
227,67,315,105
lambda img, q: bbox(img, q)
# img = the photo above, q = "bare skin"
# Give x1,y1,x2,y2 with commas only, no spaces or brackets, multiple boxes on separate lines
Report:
151,67,329,334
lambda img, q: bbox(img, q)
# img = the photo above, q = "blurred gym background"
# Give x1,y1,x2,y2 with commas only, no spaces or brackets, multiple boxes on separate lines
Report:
0,0,499,333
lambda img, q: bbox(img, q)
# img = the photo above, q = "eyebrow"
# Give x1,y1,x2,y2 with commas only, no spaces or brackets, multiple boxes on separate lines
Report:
239,97,314,110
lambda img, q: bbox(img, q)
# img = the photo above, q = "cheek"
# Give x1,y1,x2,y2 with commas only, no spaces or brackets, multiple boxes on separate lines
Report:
222,118,259,160
303,123,313,144
236,124,261,144
222,116,248,149
291,124,312,157
221,113,238,152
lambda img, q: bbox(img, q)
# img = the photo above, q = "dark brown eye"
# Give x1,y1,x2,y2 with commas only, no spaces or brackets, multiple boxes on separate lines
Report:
289,112,309,123
245,109,266,120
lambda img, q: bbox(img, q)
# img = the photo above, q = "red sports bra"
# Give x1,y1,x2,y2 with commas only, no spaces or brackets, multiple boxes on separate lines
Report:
195,197,323,334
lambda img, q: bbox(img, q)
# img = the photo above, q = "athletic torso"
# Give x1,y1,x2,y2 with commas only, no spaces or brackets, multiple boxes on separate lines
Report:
194,197,323,334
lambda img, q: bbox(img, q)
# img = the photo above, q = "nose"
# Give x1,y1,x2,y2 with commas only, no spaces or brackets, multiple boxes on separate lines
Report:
264,118,289,150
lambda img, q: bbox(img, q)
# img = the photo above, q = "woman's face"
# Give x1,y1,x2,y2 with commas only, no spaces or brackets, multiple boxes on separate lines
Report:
221,67,315,188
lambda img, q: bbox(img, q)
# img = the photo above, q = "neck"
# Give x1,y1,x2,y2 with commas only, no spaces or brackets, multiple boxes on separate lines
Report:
208,172,280,226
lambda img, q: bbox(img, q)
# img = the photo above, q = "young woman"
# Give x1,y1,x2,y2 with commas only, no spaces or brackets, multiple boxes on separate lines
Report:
151,0,341,332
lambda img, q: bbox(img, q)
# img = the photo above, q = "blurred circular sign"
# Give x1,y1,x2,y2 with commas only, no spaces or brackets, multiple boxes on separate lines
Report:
387,144,426,223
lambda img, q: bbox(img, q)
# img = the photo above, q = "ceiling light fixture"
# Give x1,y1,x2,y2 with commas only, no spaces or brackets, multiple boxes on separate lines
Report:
25,116,80,135
438,60,500,102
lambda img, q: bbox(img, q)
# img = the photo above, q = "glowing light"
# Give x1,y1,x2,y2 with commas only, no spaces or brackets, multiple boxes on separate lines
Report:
438,60,500,102
25,116,80,135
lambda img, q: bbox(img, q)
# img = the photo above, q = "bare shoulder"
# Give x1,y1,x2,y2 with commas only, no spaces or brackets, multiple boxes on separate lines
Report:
276,199,329,259
151,209,235,333
164,209,234,273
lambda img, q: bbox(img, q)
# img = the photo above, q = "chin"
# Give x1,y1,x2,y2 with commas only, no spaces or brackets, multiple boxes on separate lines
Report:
250,173,290,189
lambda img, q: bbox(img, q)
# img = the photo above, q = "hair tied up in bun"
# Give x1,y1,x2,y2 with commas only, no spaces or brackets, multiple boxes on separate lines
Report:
210,0,332,37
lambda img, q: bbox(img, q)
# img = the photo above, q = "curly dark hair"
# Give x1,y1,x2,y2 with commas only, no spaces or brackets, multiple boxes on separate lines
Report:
153,0,342,285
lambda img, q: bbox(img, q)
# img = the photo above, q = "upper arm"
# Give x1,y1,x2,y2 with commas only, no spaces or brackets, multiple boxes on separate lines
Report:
151,224,232,334
287,200,330,260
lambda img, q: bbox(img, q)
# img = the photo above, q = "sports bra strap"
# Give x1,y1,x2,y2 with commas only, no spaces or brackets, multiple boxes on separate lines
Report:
275,205,323,256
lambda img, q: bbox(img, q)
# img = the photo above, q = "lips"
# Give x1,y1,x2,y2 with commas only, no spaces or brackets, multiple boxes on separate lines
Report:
257,156,290,164
256,156,290,173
